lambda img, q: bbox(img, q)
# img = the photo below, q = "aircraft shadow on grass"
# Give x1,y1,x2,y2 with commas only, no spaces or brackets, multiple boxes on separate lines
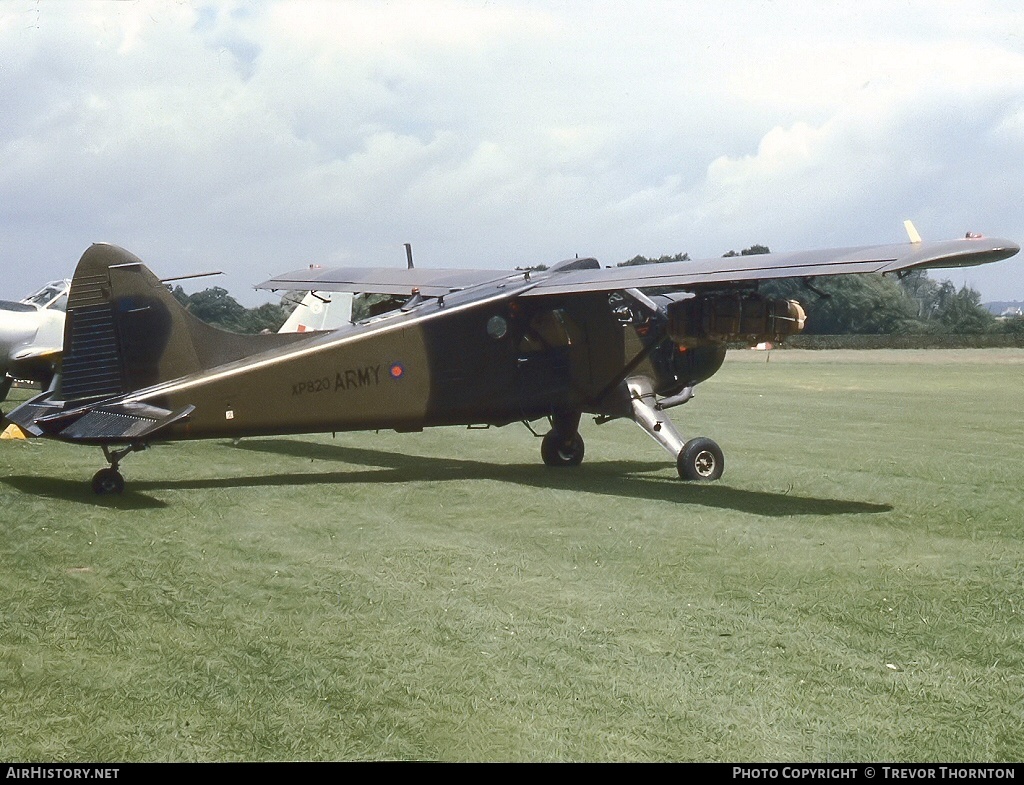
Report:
2,439,892,516
2,475,168,509
215,438,890,517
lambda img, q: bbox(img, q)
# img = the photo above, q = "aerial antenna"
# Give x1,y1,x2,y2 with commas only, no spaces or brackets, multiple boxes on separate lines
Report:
404,243,414,269
160,271,223,283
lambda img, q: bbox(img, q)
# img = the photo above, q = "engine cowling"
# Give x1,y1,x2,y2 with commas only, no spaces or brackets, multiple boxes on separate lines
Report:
667,293,806,348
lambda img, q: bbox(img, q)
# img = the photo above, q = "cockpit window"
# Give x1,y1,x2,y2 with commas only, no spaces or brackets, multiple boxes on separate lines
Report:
351,292,408,322
23,281,71,310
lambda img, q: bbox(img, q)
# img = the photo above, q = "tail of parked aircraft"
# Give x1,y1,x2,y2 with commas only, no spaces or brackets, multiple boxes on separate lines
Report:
56,243,312,403
278,290,353,334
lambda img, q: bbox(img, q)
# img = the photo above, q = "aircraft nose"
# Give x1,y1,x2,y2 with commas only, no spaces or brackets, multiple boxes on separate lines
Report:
0,307,38,365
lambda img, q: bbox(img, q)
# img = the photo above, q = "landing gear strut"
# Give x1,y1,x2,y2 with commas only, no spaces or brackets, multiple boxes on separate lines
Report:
91,442,146,495
541,409,585,467
626,376,724,481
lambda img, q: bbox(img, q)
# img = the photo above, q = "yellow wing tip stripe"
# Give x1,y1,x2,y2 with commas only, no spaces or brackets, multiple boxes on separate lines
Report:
904,220,922,244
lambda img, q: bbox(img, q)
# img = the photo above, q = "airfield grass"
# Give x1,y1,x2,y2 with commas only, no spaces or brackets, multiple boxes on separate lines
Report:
1,349,1022,762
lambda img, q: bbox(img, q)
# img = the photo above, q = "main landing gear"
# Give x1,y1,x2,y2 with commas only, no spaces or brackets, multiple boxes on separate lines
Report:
538,387,723,481
626,376,724,481
676,436,724,482
541,410,585,467
91,443,146,495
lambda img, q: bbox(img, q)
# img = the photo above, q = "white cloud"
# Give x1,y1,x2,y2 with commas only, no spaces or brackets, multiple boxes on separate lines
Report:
0,0,1022,302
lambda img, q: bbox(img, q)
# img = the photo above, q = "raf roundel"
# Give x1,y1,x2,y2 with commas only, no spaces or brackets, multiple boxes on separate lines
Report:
389,362,405,380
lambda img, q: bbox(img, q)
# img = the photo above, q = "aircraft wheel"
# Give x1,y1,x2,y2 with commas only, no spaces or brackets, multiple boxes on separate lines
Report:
91,468,125,495
541,431,585,467
677,437,724,481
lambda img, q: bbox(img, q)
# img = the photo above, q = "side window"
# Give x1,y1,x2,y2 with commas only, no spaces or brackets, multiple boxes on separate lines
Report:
519,308,574,353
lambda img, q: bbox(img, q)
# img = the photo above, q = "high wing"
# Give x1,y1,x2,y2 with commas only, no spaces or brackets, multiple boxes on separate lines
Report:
521,236,1020,296
257,235,1019,298
258,266,512,297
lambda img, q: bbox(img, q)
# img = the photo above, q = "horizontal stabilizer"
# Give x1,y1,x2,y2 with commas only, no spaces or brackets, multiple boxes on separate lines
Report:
33,401,195,443
3,391,64,437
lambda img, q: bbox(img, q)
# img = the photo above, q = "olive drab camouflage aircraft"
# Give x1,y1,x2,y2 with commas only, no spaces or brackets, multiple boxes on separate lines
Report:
3,227,1018,494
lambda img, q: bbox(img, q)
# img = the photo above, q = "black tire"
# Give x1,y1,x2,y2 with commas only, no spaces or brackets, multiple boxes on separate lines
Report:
541,431,585,467
91,468,125,495
677,437,724,481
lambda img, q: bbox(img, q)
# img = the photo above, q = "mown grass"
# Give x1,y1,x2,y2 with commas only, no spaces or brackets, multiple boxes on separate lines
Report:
1,349,1022,761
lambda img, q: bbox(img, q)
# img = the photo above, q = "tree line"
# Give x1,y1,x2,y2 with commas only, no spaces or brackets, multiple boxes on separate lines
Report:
623,245,1023,336
172,247,1022,336
170,286,294,334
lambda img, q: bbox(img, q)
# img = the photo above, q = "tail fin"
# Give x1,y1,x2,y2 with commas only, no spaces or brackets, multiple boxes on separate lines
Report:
58,244,311,402
278,290,354,333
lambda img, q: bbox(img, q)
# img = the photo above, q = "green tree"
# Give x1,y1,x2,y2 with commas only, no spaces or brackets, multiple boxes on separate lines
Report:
171,286,293,333
722,244,770,257
618,252,690,267
936,284,997,334
748,250,995,335
1002,316,1024,336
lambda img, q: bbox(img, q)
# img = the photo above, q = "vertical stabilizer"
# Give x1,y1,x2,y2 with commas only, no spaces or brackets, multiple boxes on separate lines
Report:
57,244,312,403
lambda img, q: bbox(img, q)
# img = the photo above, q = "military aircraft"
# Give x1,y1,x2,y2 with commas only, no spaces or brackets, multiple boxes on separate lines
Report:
0,278,70,401
3,229,1018,494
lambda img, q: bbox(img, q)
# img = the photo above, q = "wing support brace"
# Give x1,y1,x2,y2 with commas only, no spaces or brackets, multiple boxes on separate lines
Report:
627,376,687,459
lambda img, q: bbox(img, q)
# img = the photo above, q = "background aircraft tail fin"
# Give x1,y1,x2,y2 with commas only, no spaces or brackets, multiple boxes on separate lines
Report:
57,244,312,403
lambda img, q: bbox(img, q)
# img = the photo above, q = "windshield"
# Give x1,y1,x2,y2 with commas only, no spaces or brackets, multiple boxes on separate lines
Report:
22,280,71,310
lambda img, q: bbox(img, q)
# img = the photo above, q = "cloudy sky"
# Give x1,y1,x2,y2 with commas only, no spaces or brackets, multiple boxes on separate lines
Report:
2,0,1022,305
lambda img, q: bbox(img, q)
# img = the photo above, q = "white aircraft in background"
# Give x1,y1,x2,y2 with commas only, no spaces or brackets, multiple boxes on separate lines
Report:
0,279,70,400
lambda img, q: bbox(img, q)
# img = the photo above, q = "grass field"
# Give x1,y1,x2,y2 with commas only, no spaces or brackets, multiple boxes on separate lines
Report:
1,349,1022,762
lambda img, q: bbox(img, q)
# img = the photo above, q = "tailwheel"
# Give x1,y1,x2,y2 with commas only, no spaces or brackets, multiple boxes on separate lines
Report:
91,442,145,494
91,467,126,495
677,437,724,481
541,430,585,467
